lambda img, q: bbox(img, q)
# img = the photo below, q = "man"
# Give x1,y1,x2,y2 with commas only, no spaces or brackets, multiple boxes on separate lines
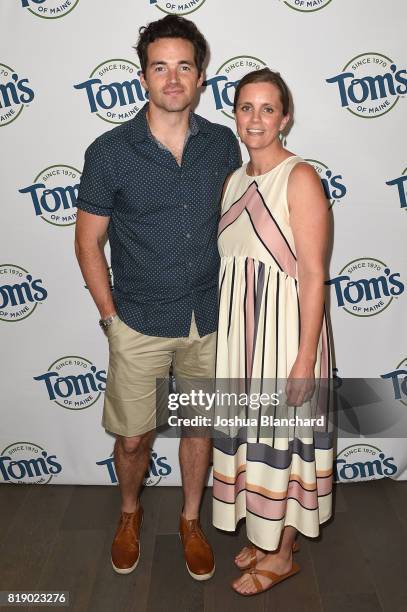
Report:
75,15,240,580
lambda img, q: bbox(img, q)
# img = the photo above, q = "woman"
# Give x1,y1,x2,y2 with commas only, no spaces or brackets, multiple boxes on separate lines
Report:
212,68,333,596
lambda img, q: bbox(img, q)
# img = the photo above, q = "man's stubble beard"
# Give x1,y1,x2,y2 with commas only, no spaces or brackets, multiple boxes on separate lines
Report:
147,84,198,114
152,96,192,114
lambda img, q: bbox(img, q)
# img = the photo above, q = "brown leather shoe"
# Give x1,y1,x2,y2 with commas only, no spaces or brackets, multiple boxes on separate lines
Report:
111,506,143,574
179,514,215,581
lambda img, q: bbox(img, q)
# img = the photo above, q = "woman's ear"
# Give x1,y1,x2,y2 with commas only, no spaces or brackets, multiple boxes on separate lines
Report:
280,113,290,132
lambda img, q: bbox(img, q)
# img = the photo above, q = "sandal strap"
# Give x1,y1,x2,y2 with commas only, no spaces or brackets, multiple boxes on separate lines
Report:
249,567,280,581
237,562,300,596
248,545,257,569
249,571,263,592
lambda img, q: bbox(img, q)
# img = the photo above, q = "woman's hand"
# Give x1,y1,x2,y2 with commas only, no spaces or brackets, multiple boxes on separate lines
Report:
286,358,315,407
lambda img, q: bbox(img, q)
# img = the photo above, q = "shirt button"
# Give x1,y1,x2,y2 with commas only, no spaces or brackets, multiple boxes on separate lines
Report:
186,233,191,239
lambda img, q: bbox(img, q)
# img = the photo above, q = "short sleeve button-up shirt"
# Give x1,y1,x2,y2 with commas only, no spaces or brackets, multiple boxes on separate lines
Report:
76,104,241,337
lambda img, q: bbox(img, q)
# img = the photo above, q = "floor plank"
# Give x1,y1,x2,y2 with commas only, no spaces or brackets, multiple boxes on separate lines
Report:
343,479,407,612
308,511,376,595
147,534,204,612
157,486,183,535
321,592,382,612
0,485,73,591
331,483,348,513
381,479,407,532
0,484,30,541
33,529,105,612
60,485,119,530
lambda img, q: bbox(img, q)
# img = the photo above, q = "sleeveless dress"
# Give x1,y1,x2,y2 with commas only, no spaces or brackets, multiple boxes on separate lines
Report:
212,156,334,551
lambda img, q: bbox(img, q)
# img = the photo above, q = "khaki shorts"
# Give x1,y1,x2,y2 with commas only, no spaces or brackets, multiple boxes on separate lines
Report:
103,313,216,437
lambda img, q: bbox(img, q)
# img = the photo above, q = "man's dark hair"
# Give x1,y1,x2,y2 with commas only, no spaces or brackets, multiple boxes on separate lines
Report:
136,15,208,76
233,68,291,116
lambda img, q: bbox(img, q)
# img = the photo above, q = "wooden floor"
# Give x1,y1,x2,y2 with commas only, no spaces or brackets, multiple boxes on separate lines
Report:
1,479,406,612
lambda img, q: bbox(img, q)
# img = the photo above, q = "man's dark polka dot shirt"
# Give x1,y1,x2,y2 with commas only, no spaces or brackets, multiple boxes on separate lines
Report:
77,103,241,337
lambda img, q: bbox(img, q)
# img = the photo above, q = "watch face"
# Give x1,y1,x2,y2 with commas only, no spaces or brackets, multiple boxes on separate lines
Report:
100,315,116,328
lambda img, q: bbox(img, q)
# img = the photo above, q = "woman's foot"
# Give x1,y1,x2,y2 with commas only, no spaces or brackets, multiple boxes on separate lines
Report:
234,540,299,570
232,550,294,595
234,544,266,570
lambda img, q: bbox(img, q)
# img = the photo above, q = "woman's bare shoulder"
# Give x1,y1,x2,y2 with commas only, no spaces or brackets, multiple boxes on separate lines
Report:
289,160,320,184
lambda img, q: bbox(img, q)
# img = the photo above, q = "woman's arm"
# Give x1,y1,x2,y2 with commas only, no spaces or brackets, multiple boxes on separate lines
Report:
286,162,330,405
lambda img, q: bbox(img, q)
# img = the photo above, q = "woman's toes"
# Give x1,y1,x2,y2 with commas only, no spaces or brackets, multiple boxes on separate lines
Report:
232,575,244,591
236,547,248,559
235,548,249,565
233,573,254,594
241,575,255,594
232,578,240,591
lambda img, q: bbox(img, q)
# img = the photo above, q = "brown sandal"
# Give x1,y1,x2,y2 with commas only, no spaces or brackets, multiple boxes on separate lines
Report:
233,561,301,596
234,540,300,571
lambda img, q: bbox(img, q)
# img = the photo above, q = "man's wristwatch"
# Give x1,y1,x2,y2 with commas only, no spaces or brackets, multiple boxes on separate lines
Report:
99,314,118,334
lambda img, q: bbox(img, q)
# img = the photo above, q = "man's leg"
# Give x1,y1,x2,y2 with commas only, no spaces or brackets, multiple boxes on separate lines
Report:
110,431,156,574
114,430,156,513
103,317,174,573
176,313,215,518
179,436,211,519
174,313,216,580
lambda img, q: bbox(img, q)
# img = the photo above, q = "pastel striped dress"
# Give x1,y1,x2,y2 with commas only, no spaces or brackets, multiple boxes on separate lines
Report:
212,156,334,550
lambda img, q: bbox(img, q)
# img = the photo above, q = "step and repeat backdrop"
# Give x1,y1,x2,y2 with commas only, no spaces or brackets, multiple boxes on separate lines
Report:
1,0,406,487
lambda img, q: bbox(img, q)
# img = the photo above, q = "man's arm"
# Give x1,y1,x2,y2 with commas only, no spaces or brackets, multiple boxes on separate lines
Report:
75,209,116,319
227,127,242,173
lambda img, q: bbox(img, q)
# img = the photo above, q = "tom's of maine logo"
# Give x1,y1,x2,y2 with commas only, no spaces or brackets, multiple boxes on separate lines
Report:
33,356,107,410
306,159,347,207
0,265,48,322
381,358,407,406
205,56,267,119
282,0,332,12
0,63,35,127
0,442,62,484
74,59,147,124
97,450,172,485
19,165,80,226
149,0,206,15
334,444,397,482
386,167,407,210
20,0,80,19
326,258,405,317
326,53,407,118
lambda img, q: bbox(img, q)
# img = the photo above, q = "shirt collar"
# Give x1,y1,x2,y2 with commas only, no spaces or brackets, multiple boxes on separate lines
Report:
131,103,208,143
